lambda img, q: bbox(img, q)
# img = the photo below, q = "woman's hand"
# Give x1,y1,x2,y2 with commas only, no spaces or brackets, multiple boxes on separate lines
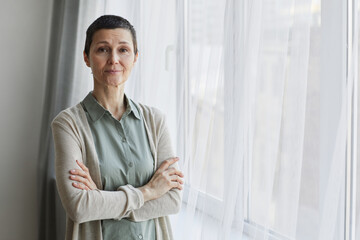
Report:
138,157,184,202
69,160,98,190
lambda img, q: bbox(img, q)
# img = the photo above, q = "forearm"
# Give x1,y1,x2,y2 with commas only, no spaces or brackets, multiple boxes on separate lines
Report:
58,185,143,223
124,188,182,222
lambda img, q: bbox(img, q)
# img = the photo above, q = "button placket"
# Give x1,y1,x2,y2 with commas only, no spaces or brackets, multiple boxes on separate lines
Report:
116,120,127,144
121,121,134,169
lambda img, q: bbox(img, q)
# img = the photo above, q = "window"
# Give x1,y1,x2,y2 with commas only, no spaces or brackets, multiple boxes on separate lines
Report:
175,0,358,239
101,0,359,239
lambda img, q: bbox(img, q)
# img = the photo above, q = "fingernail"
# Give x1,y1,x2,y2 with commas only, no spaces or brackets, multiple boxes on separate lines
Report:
73,183,77,186
71,170,76,173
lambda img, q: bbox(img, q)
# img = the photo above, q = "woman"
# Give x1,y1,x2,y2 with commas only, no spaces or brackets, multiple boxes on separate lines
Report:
52,15,184,240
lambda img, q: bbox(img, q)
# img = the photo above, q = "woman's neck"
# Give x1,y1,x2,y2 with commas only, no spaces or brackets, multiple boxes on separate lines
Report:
92,83,126,120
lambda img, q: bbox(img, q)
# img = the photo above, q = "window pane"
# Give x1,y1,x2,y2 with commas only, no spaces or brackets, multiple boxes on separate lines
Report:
246,0,346,239
187,0,226,199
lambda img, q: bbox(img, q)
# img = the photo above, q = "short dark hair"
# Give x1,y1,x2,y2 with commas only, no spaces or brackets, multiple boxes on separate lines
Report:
84,15,138,57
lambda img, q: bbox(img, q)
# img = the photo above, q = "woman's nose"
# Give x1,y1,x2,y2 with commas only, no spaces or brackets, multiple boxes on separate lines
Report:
108,52,120,64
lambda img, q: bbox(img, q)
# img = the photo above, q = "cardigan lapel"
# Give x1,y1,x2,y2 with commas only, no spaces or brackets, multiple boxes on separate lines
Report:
75,103,104,190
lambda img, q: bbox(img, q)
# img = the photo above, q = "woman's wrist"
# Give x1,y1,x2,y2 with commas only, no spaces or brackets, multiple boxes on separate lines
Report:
138,185,152,202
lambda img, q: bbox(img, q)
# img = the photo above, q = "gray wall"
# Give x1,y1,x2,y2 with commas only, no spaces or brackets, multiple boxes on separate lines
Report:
0,0,53,239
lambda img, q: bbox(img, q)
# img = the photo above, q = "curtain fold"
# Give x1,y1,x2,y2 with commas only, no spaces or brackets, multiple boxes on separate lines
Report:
37,0,93,239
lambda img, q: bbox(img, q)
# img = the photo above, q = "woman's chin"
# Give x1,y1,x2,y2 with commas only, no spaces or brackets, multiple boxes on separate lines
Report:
105,79,127,88
94,76,127,89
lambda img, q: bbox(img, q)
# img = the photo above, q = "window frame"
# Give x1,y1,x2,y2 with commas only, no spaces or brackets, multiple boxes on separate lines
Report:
345,0,358,239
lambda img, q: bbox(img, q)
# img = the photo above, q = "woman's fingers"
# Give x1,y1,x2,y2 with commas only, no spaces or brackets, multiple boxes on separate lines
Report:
69,169,88,178
69,175,90,186
76,160,89,173
69,160,98,190
70,161,92,180
166,167,184,178
70,173,96,190
158,157,179,171
161,164,184,190
161,170,184,191
143,158,185,200
72,182,90,190
170,180,183,190
170,174,184,185
69,160,89,178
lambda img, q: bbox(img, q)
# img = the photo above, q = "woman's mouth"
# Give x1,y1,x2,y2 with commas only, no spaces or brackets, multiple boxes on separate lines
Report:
105,70,122,74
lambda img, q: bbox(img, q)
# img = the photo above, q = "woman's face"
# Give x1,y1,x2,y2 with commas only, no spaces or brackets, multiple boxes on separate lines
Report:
84,28,138,88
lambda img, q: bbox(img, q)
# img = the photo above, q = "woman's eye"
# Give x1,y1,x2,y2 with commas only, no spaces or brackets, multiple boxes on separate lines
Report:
97,47,109,53
119,48,129,53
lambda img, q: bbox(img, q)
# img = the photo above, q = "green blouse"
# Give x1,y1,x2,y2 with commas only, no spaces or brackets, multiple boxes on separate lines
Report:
81,92,156,240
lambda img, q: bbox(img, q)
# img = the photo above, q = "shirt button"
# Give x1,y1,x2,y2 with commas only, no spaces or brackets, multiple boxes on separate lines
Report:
138,234,143,239
128,162,133,167
122,138,126,142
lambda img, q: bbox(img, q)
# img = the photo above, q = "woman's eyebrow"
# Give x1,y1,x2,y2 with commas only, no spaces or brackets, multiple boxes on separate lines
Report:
95,41,130,45
95,41,109,45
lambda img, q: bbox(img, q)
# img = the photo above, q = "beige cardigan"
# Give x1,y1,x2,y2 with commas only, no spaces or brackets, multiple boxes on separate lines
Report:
52,102,182,240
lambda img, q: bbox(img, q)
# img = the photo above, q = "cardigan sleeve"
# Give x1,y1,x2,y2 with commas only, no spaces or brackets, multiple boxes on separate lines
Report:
52,116,144,224
122,113,183,222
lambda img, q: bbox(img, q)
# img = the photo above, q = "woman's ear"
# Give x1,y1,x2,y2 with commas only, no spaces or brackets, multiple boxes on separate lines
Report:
133,52,139,64
83,51,91,67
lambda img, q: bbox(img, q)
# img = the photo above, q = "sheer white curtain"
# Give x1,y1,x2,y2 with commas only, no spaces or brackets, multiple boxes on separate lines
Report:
63,0,357,239
173,0,350,239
